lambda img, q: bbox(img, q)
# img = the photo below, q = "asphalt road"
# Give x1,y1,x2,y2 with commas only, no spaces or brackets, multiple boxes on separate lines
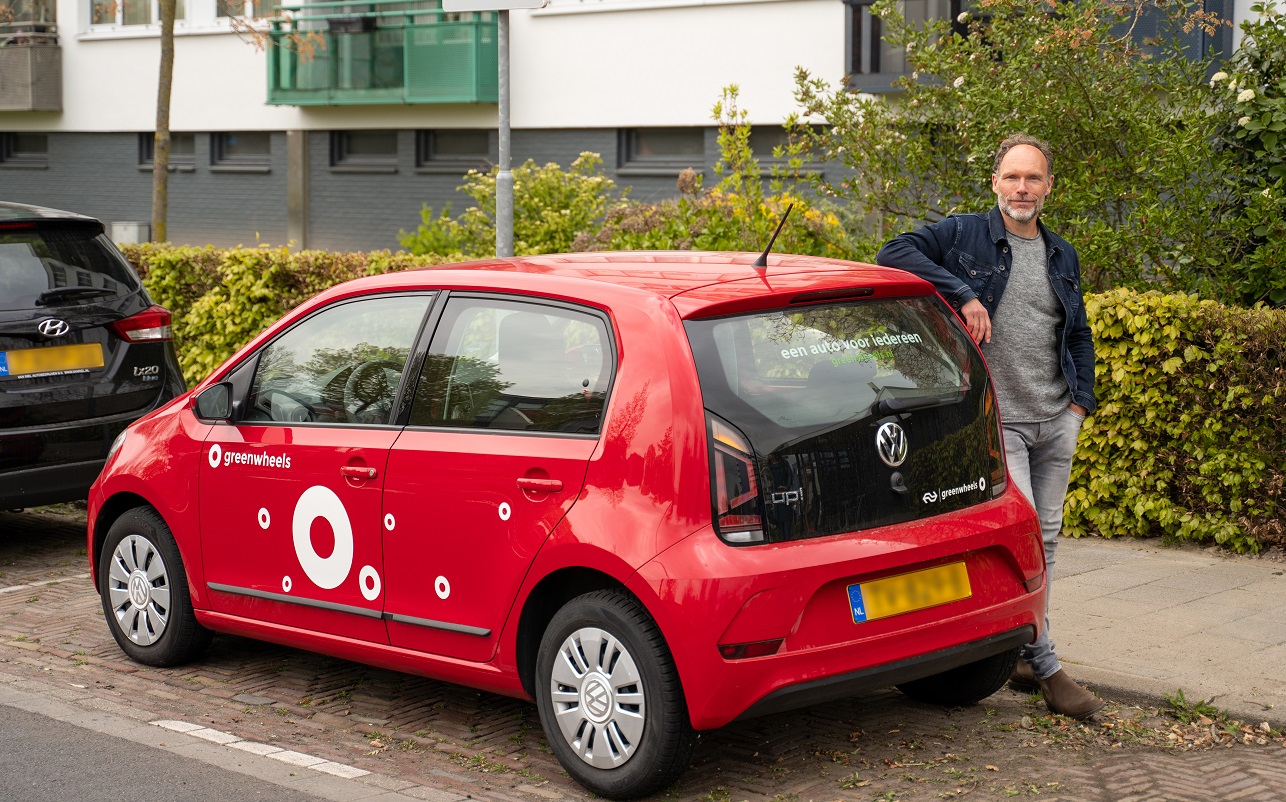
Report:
0,702,336,802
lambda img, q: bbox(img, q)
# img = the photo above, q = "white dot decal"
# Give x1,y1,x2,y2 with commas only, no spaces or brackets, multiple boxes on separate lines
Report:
498,502,511,521
435,576,450,599
208,444,222,469
282,576,292,593
359,565,381,601
258,508,271,530
291,485,354,590
384,513,396,532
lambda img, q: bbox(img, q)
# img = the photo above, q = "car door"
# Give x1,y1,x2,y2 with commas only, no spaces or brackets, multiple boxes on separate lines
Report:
381,295,613,662
199,293,433,643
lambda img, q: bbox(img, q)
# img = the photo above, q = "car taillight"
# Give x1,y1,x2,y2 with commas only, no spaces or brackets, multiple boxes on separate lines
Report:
984,385,1007,499
109,305,173,342
708,413,764,544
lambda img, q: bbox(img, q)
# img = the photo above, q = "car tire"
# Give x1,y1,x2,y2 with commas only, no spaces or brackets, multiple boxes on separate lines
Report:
99,507,212,667
535,590,697,800
895,646,1019,707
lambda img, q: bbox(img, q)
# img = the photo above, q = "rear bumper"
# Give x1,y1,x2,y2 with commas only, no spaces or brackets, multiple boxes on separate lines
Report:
0,458,106,509
734,625,1034,721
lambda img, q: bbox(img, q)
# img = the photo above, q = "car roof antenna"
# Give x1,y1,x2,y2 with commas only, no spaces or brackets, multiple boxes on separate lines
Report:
752,203,794,270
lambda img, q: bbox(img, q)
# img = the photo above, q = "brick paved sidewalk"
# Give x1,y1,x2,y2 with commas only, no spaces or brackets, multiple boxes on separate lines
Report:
3,509,1284,802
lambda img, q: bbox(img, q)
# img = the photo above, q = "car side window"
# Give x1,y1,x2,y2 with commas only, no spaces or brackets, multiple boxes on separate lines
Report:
409,298,611,434
244,294,432,425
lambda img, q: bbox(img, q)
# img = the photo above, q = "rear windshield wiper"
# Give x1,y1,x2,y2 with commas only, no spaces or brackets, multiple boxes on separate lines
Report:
873,392,961,417
36,287,118,305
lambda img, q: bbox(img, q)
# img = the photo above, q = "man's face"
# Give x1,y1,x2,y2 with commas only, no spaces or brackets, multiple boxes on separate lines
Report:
991,144,1053,225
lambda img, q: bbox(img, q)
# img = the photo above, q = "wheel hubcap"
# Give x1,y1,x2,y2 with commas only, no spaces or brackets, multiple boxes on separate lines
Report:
549,626,645,769
106,534,171,647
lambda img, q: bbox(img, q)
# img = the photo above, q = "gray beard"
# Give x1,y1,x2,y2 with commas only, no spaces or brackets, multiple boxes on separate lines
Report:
999,196,1041,223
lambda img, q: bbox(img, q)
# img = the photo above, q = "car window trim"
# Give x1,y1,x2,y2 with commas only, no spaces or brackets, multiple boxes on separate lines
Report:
230,290,438,429
401,290,618,439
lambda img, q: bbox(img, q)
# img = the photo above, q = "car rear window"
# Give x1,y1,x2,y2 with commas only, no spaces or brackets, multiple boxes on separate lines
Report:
0,224,140,311
685,296,1006,544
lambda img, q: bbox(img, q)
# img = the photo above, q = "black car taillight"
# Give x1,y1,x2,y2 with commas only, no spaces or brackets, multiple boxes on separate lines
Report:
109,305,173,342
985,384,1007,499
708,413,764,544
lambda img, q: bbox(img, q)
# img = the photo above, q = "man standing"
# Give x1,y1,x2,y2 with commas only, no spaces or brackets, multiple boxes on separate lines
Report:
876,134,1102,720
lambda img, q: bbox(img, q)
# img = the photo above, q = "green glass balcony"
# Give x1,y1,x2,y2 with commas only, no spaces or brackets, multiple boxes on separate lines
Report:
267,1,498,106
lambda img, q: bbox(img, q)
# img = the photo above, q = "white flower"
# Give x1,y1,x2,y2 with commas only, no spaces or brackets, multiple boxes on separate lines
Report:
1238,115,1252,126
957,11,970,23
953,76,966,88
1263,187,1273,197
1228,78,1238,91
1238,88,1257,103
1210,71,1229,85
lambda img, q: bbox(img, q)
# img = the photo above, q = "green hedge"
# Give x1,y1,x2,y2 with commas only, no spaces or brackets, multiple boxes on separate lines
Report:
121,244,453,385
124,246,1285,552
1067,289,1285,553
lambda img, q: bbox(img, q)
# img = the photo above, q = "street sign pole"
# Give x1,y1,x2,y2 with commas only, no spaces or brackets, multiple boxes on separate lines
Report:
443,0,547,258
496,9,513,258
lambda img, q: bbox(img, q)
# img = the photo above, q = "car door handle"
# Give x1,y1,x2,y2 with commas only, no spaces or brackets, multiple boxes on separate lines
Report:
517,477,563,492
341,465,378,480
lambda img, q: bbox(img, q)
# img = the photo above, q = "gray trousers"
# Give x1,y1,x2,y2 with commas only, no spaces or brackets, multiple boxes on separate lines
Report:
1003,405,1085,681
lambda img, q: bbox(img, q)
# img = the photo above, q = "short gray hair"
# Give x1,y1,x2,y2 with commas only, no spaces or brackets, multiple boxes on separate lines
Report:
992,134,1054,176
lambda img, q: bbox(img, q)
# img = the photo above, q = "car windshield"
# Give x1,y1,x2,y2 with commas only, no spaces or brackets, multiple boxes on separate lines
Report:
0,225,140,311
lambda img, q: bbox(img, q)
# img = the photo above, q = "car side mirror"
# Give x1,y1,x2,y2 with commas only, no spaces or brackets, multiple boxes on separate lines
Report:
194,382,234,422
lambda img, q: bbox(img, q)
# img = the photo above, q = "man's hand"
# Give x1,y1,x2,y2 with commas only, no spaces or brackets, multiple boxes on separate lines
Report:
960,298,992,344
1069,403,1088,417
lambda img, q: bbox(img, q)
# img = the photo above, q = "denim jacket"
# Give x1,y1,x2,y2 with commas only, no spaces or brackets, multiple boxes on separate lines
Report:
876,207,1096,413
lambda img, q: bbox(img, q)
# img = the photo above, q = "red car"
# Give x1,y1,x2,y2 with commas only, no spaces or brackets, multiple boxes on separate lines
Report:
88,252,1044,799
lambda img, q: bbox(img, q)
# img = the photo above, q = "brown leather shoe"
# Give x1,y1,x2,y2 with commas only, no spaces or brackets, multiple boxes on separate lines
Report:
1009,659,1039,692
1038,669,1104,720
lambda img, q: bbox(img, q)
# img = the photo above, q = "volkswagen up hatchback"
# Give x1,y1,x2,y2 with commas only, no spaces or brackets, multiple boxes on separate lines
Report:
87,252,1045,799
1,202,183,509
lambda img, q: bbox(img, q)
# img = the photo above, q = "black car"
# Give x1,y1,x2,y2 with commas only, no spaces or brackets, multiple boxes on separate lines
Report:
0,202,184,509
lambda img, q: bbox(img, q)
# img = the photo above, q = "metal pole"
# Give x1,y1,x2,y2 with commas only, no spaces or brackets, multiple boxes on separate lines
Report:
496,9,514,258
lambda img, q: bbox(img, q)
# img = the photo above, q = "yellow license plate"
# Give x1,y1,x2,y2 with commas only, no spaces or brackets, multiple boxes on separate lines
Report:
848,562,971,623
0,343,104,378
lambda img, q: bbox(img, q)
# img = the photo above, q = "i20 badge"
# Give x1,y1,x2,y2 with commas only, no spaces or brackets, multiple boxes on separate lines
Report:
876,422,908,468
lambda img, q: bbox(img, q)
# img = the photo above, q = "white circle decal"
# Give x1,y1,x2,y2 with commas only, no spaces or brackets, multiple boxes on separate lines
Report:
979,476,988,493
359,565,381,601
208,444,222,469
292,485,354,590
384,513,396,532
435,576,450,599
498,502,512,521
282,576,292,593
258,508,271,530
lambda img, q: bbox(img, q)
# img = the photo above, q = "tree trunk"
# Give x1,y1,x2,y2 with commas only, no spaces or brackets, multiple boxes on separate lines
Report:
151,0,177,243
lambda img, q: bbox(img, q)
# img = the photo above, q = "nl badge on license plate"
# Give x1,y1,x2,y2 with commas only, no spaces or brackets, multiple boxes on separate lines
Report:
848,562,972,624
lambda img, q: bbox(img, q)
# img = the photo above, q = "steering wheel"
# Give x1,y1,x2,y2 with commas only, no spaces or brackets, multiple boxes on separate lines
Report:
256,389,317,423
344,360,400,422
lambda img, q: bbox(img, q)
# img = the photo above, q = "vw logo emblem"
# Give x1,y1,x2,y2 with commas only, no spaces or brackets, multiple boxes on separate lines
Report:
37,318,71,338
582,676,612,721
876,422,908,468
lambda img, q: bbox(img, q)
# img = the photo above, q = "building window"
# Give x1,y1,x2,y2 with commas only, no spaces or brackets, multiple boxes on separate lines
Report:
0,133,49,167
619,128,704,173
211,132,271,170
90,0,186,26
331,130,398,171
217,0,269,16
846,0,967,93
416,129,490,170
139,132,196,169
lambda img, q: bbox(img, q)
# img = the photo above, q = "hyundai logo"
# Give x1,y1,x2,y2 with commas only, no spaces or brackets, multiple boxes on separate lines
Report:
876,422,908,468
37,318,71,338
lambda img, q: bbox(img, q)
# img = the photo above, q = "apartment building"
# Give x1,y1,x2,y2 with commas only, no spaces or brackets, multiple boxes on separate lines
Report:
0,0,1243,251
